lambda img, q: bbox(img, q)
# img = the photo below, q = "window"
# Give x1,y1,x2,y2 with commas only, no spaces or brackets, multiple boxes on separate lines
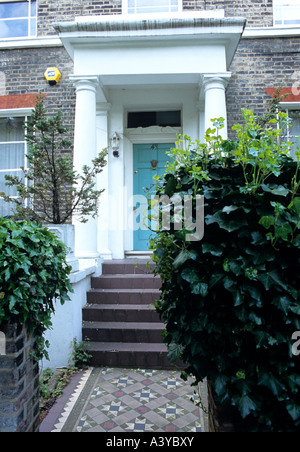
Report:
128,110,181,128
282,110,300,158
274,0,300,26
123,0,182,15
0,116,27,217
0,0,37,39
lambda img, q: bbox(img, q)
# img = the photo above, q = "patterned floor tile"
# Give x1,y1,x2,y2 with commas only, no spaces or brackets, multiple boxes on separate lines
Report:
124,417,156,432
46,367,207,433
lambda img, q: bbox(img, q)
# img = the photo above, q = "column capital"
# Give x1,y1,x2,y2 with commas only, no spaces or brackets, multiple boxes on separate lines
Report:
69,75,99,93
200,73,231,98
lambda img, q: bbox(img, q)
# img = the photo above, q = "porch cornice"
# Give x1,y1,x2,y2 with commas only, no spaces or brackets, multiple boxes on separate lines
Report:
53,15,246,37
53,14,246,71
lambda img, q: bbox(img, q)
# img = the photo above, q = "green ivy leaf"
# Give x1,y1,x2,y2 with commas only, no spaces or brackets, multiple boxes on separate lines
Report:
286,403,300,422
290,197,300,215
238,395,257,419
257,270,287,291
259,216,274,230
167,343,184,363
173,249,198,269
261,184,290,197
258,372,285,397
272,295,291,315
202,243,224,257
214,375,229,397
206,212,248,232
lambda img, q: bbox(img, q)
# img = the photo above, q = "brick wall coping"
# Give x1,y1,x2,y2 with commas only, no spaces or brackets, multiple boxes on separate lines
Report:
243,26,300,39
0,36,62,51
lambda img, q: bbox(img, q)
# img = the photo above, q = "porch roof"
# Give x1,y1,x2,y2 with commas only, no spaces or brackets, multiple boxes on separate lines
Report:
53,12,246,75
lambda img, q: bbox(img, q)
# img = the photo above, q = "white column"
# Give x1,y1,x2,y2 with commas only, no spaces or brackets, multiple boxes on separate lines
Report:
96,103,113,260
70,75,100,266
203,75,231,139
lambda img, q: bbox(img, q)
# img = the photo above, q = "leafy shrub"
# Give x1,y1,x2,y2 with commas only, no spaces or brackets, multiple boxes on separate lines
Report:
0,95,107,225
70,337,92,368
151,109,300,431
0,218,72,360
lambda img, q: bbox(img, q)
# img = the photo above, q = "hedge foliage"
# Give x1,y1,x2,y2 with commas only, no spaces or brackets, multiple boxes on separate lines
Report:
151,110,300,431
0,219,72,360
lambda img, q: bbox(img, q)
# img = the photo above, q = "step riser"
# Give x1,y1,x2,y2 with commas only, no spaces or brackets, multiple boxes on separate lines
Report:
102,263,155,275
87,291,160,305
88,350,172,370
83,308,161,323
91,276,161,290
83,327,164,344
83,259,171,370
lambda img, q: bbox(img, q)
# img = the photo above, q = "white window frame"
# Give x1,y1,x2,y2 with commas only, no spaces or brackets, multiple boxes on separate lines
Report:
279,102,300,156
0,0,37,39
122,0,183,15
273,0,300,27
0,109,31,216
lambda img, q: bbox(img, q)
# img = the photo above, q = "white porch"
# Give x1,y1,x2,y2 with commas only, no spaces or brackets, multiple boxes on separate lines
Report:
54,11,246,261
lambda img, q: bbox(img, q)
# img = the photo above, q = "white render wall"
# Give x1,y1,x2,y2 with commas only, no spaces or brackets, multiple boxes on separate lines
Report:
41,264,97,371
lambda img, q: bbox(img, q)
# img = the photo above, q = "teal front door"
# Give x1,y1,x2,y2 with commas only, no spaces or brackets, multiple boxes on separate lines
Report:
133,143,173,251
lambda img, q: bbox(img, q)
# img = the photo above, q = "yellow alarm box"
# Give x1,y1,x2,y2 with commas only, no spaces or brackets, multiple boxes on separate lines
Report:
44,67,61,86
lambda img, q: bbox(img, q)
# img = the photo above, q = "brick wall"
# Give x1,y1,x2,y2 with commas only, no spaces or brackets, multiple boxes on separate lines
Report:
227,37,300,137
0,1,298,147
0,324,40,432
36,0,273,38
37,0,122,37
183,0,273,27
0,46,76,143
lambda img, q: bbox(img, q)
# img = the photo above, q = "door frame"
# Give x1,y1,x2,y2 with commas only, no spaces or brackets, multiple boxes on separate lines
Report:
124,126,182,253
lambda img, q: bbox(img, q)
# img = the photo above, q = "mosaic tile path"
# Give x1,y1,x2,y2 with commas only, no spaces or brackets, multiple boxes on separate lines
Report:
45,367,208,433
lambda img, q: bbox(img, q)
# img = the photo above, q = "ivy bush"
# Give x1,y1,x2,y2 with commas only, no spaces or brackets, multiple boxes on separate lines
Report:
151,109,300,432
0,218,72,360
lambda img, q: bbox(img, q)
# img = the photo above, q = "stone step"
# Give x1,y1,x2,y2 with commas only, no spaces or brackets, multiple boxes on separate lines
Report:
82,304,161,323
91,274,162,290
87,288,161,305
86,341,173,370
102,260,155,275
82,321,165,343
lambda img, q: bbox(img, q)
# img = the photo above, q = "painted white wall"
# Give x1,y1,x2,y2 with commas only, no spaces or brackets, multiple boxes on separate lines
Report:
74,43,227,81
41,265,96,371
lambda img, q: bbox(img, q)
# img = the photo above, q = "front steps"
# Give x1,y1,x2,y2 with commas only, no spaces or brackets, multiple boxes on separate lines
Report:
82,260,174,369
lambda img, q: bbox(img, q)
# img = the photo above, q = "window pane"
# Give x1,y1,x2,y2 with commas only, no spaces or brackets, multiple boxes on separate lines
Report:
0,2,28,19
0,18,28,38
31,1,37,17
128,0,179,13
282,111,300,158
0,143,25,170
128,110,181,128
30,17,36,36
0,198,17,218
0,1,37,38
0,117,24,142
274,1,300,26
0,170,23,196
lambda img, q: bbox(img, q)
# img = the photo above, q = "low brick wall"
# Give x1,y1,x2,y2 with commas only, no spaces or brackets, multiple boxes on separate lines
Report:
0,324,40,432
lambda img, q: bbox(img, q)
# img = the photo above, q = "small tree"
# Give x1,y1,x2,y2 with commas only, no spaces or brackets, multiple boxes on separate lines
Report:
0,95,107,224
